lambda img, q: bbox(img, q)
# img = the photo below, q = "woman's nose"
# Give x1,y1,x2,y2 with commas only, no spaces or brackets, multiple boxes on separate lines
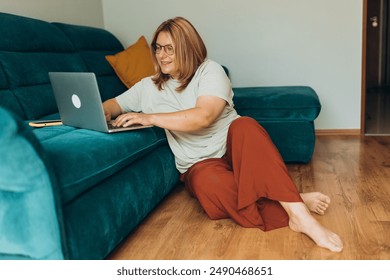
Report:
158,49,168,58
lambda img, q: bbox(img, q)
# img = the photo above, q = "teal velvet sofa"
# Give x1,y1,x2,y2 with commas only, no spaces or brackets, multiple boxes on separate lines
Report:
0,12,321,260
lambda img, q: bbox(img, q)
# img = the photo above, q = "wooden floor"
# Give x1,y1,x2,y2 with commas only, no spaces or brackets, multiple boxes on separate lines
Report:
107,135,390,260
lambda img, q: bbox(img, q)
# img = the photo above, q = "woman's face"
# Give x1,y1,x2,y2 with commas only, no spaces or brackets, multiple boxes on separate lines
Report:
155,31,179,79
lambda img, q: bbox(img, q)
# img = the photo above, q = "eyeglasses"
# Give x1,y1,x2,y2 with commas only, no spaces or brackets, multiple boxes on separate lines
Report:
152,43,174,55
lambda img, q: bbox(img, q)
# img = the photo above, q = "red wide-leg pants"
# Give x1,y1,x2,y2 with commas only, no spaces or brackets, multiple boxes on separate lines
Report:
180,117,303,231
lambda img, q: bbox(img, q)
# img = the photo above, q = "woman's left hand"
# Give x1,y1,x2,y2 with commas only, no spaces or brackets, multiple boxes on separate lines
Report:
112,112,153,127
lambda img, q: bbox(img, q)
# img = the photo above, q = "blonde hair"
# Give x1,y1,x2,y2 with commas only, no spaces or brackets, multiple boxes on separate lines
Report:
151,17,207,92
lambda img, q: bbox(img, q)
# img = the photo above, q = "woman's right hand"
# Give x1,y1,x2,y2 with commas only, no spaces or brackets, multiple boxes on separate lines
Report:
102,98,122,122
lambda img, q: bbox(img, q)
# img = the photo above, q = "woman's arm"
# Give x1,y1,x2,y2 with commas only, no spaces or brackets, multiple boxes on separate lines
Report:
112,95,227,132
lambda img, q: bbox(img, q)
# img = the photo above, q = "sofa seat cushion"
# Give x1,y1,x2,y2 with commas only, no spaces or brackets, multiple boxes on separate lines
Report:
32,125,168,204
233,86,321,121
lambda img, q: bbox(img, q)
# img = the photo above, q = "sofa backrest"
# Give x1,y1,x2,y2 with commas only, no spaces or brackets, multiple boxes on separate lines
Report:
0,12,127,120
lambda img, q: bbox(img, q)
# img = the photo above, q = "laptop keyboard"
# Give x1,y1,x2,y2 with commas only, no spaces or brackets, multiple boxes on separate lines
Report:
107,121,145,130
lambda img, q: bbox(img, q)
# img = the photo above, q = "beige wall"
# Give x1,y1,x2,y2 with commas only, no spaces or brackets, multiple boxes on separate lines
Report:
0,0,104,27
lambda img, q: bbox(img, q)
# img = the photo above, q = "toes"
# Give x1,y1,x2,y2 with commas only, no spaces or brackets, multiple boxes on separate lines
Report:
316,232,343,252
329,235,343,252
319,202,329,210
314,201,329,215
319,193,331,204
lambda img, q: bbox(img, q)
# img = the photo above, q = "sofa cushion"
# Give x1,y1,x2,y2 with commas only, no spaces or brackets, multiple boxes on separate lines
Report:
0,89,24,119
0,64,7,89
0,13,128,121
0,53,87,88
53,22,123,78
0,13,82,120
0,66,25,118
0,52,87,120
32,125,168,204
53,22,127,101
105,36,155,88
261,121,315,163
53,23,124,52
233,86,321,121
0,12,74,52
0,107,63,259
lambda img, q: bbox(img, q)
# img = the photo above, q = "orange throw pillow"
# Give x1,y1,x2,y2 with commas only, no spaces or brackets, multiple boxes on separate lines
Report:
106,36,155,88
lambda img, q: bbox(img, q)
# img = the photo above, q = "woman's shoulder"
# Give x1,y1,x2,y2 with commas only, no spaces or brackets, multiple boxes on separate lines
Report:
125,75,159,96
200,58,221,69
139,75,155,85
132,75,155,90
197,59,225,75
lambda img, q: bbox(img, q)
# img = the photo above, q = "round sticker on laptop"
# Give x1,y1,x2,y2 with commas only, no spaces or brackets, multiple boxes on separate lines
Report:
71,94,81,109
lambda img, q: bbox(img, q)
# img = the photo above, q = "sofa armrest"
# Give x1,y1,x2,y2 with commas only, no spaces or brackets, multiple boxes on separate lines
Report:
0,107,64,259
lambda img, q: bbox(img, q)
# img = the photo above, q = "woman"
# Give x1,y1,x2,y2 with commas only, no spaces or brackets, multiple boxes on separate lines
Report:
103,17,343,252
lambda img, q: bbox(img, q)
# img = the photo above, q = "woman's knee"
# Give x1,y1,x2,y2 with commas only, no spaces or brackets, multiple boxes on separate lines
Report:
228,117,270,143
230,117,266,134
185,159,234,197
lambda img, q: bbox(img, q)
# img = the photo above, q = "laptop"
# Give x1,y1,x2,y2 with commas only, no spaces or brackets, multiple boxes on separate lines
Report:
48,72,152,133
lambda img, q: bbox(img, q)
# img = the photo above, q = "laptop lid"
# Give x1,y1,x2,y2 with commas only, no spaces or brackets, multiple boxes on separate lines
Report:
48,72,151,133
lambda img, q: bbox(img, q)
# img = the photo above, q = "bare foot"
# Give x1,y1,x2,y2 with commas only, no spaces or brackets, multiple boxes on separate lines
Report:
300,192,330,215
280,202,343,252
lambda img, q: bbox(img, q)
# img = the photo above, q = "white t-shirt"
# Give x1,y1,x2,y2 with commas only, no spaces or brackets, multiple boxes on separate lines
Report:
115,59,239,173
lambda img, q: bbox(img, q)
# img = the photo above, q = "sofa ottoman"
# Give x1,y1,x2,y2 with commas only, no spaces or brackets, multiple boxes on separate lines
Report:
233,86,321,163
